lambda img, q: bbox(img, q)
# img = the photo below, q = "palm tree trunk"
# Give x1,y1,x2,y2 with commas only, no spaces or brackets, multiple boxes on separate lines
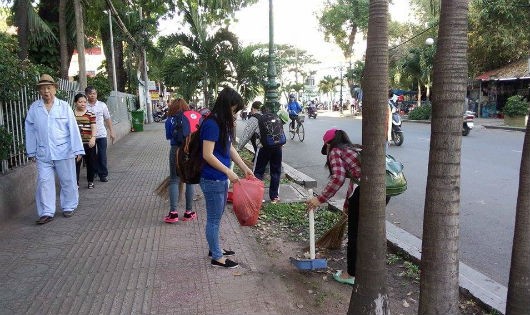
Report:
15,0,29,61
348,0,389,313
418,1,469,314
506,121,530,314
73,0,87,90
59,0,68,79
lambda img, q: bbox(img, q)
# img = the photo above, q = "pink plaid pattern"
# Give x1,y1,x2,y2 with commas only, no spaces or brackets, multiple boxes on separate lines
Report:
317,147,361,210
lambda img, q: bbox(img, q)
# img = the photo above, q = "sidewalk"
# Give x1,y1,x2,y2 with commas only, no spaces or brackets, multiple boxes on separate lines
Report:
0,123,302,315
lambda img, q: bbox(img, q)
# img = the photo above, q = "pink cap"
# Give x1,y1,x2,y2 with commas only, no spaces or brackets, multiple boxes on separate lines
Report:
322,129,337,144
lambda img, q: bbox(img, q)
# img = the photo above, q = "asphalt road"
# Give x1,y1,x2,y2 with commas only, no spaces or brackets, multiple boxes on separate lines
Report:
236,114,524,286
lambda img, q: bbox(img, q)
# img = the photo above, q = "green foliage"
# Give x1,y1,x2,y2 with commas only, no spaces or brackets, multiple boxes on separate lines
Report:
401,261,421,281
468,0,530,75
0,32,41,102
260,202,342,242
317,0,369,59
0,125,14,160
87,73,112,102
503,95,529,117
407,103,432,120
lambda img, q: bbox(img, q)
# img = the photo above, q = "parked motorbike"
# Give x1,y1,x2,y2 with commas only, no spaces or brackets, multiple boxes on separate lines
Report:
462,110,475,136
390,102,404,146
307,106,317,119
153,106,168,122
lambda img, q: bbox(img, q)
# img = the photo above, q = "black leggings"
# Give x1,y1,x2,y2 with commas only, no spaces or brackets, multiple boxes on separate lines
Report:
347,187,391,276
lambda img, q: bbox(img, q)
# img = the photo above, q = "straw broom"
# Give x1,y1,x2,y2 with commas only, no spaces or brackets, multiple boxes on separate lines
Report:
315,212,348,250
154,176,170,199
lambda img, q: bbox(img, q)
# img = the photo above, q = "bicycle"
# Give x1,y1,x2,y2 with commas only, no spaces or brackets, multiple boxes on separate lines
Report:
288,115,305,142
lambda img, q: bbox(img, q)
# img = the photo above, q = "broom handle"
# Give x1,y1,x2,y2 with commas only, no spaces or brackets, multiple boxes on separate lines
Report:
308,189,316,260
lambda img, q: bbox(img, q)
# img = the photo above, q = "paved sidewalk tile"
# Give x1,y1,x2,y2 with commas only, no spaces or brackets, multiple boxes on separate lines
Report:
0,123,296,315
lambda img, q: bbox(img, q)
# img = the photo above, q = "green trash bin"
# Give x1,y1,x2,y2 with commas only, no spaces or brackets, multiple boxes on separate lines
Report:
131,110,144,132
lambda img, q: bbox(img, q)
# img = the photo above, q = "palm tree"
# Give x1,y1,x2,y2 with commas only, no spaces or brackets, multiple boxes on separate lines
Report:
347,0,389,313
506,115,530,314
418,1,469,314
160,6,238,106
12,0,57,61
229,45,268,103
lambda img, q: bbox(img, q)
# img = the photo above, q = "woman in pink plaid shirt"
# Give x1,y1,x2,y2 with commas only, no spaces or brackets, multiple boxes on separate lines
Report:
307,128,390,285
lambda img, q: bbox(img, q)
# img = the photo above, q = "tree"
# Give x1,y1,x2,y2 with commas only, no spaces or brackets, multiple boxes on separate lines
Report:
73,0,86,90
418,1,469,314
229,44,268,103
58,0,68,79
506,107,530,314
468,0,530,76
348,0,389,313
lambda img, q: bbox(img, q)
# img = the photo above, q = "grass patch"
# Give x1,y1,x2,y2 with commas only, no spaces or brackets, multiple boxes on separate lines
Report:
258,202,342,242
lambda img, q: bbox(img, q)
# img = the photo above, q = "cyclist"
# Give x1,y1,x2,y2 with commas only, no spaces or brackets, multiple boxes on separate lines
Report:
287,94,302,130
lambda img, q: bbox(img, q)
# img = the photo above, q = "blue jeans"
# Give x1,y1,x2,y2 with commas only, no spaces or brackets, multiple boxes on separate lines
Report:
200,178,228,260
169,146,194,211
95,137,108,178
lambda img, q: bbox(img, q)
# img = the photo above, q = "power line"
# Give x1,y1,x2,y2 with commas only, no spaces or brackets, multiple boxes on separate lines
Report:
389,22,439,52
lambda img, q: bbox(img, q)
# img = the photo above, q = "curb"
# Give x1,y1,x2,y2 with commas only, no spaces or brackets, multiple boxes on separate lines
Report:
327,199,507,315
402,118,526,132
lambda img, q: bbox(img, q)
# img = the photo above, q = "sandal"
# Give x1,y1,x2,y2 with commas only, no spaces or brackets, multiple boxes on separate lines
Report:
36,216,54,225
333,270,355,285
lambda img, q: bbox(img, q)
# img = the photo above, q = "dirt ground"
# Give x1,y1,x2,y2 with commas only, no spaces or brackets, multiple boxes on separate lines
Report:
251,220,490,315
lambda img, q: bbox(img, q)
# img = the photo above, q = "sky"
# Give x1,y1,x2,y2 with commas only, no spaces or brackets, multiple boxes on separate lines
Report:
158,0,412,76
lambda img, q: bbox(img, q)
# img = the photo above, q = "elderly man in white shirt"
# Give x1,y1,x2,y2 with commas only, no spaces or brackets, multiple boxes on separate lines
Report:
85,86,115,182
25,74,85,224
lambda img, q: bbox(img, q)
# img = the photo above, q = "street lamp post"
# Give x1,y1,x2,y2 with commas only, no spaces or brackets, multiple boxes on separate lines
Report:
264,0,280,112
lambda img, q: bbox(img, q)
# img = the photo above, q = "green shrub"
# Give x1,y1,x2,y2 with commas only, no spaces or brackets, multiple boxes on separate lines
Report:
0,126,13,160
503,95,529,117
407,103,432,120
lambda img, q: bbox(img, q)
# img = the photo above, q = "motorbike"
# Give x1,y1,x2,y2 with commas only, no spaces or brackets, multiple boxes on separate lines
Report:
462,110,475,136
307,106,317,119
153,106,168,122
390,102,404,146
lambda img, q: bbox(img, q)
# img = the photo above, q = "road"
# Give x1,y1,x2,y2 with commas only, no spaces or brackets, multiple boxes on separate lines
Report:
236,114,524,286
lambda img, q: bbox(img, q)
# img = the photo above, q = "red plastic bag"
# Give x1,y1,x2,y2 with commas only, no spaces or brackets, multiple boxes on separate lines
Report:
232,177,264,226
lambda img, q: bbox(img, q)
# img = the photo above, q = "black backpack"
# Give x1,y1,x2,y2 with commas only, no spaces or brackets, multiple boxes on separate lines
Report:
172,110,203,184
255,112,286,148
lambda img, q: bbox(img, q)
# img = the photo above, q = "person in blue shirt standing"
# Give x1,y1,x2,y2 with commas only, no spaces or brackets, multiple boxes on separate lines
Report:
25,74,85,224
286,94,302,130
200,87,254,269
162,98,197,224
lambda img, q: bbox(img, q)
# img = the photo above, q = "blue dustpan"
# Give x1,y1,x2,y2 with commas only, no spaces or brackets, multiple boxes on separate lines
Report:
290,256,327,270
291,192,327,271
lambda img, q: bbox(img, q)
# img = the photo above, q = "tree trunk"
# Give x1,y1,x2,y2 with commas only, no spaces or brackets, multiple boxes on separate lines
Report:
348,1,389,313
114,40,126,92
73,0,87,90
417,81,422,107
418,1,469,314
58,0,68,79
506,118,530,314
15,0,29,61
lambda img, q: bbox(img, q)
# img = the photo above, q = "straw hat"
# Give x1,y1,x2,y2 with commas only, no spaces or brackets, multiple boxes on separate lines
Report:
36,74,58,88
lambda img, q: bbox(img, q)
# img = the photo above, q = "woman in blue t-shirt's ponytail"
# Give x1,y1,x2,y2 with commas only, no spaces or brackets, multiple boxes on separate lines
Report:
200,87,254,269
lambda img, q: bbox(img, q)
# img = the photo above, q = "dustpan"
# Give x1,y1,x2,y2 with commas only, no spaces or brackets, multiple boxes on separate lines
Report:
290,189,327,270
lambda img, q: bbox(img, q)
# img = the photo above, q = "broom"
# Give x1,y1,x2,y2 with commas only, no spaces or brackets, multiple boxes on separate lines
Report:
315,212,348,250
154,176,170,199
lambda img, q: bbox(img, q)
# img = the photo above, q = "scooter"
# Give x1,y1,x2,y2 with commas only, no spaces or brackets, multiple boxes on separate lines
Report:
390,102,404,146
462,111,475,136
153,106,168,122
307,106,317,119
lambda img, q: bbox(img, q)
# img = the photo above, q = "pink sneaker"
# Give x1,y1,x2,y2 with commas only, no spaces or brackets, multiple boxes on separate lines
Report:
163,211,179,223
182,211,197,221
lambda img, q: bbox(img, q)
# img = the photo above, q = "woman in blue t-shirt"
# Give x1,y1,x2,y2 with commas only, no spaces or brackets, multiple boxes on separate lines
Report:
200,87,253,269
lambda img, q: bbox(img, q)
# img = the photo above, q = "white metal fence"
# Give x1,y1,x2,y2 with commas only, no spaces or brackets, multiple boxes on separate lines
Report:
0,79,79,174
